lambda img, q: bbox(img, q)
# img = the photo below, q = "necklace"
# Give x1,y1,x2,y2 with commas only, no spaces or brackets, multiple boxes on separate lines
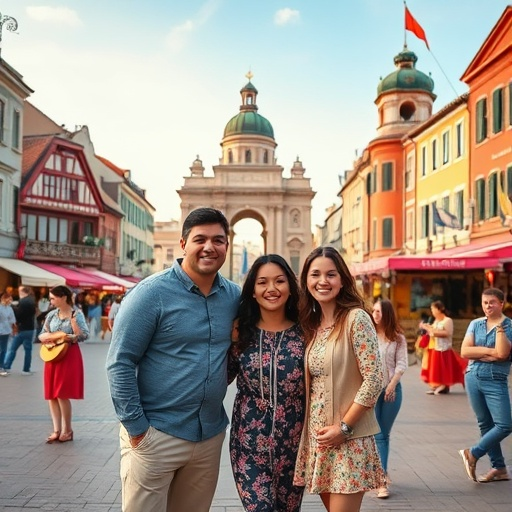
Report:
258,328,286,472
259,329,285,410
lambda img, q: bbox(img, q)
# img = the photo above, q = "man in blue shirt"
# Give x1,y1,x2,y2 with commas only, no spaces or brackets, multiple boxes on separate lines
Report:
459,287,512,483
106,208,240,511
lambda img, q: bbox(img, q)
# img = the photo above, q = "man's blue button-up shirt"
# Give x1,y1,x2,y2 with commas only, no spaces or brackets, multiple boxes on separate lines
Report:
106,259,240,441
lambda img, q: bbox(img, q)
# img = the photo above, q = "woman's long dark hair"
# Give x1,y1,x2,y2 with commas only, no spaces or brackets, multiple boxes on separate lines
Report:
237,254,299,352
299,246,370,344
375,298,403,341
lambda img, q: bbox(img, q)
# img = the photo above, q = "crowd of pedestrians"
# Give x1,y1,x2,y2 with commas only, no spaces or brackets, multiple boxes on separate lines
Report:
1,208,511,512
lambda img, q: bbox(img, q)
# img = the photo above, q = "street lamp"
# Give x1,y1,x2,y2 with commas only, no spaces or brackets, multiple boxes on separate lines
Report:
0,12,18,58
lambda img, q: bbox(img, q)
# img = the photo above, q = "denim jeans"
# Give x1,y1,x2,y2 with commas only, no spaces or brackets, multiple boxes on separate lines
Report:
3,330,36,372
465,369,512,469
0,334,10,368
374,382,403,473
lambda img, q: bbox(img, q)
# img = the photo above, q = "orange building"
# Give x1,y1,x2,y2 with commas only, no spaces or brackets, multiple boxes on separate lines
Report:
460,5,512,292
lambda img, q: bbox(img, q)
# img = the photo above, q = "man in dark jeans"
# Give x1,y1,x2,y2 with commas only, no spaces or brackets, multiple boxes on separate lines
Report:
0,286,37,376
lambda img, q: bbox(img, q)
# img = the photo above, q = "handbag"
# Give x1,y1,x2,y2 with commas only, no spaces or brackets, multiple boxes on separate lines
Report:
418,333,430,349
40,336,70,363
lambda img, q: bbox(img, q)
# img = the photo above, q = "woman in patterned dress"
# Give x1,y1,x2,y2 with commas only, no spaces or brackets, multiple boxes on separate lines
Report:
39,285,89,443
229,254,305,512
294,246,385,512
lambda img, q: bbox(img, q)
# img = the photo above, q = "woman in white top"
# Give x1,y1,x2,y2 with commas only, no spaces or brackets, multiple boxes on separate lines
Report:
419,300,467,395
372,298,408,499
0,292,17,371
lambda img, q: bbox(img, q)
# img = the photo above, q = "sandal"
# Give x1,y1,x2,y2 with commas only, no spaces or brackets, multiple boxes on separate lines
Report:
478,469,509,482
46,431,61,444
59,431,74,443
458,448,477,482
377,486,389,499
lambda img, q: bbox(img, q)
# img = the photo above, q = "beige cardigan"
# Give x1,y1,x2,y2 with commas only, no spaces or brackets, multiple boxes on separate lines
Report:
301,308,383,440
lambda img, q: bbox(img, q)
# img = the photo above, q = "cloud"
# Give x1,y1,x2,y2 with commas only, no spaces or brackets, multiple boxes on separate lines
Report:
274,8,300,26
165,0,220,52
26,6,82,27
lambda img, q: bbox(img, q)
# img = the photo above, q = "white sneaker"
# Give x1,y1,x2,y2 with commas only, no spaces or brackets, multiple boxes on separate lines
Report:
21,371,33,376
0,370,10,376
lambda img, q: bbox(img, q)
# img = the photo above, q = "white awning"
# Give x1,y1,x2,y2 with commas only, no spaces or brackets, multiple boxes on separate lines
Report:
79,268,136,289
0,258,66,287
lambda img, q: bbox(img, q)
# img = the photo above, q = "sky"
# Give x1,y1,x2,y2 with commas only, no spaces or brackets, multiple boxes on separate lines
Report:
1,0,510,234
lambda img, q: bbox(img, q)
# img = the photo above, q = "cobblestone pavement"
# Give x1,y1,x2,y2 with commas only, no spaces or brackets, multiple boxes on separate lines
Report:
0,339,510,511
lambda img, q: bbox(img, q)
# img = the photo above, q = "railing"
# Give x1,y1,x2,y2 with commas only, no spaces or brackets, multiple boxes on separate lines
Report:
24,240,101,265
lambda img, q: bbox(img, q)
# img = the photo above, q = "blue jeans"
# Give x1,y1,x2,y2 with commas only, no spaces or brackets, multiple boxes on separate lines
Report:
3,330,36,372
465,369,512,469
0,334,9,368
374,382,403,473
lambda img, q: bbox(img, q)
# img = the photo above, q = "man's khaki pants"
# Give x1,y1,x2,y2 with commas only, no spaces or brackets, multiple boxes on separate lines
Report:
120,425,225,512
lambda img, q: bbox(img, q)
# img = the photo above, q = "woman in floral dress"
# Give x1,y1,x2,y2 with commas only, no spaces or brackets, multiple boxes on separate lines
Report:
229,254,305,512
294,246,385,512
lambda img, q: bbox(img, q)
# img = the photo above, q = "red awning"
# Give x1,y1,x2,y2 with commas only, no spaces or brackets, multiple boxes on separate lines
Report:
388,255,500,271
33,263,123,290
350,251,502,276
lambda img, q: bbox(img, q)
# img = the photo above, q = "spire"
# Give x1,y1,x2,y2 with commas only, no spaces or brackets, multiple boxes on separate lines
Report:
240,71,258,112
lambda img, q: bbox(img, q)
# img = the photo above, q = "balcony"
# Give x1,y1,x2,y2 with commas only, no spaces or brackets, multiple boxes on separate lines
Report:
24,240,101,266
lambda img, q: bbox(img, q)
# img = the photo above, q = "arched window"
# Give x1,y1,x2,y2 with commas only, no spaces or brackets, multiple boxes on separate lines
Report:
245,150,252,163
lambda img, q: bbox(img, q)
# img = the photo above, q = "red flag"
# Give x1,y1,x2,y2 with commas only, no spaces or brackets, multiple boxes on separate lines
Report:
405,6,430,50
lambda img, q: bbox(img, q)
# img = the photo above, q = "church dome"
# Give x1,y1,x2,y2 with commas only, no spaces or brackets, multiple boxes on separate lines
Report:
223,81,275,139
377,49,435,97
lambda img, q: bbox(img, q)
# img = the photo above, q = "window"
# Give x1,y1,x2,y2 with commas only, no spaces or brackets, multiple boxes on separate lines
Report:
492,88,503,134
263,150,268,164
0,99,4,142
400,101,415,121
421,205,430,238
507,165,512,197
245,150,251,163
476,98,488,143
382,218,393,247
12,108,20,149
228,149,233,163
455,190,464,227
382,162,393,191
476,178,486,221
442,131,450,164
405,155,413,189
509,82,512,126
432,139,438,170
488,173,498,218
442,195,450,213
456,122,464,158
0,179,3,222
366,167,377,195
406,210,414,240
421,146,427,176
166,248,174,261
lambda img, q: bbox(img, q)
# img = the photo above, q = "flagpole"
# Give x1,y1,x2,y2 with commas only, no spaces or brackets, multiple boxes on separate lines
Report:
428,50,460,100
403,0,407,48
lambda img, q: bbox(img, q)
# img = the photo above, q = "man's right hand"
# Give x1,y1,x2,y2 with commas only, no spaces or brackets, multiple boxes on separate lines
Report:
129,431,147,448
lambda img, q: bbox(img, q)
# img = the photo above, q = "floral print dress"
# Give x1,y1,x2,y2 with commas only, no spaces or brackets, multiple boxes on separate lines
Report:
229,324,305,512
295,321,385,494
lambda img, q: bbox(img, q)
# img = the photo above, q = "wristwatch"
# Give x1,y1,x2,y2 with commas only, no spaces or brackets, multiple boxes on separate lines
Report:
340,421,354,437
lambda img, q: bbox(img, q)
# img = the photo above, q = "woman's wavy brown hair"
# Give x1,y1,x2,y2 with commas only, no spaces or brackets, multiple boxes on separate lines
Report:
299,246,371,345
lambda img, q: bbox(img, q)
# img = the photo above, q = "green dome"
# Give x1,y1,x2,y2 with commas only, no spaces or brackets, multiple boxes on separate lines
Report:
223,80,275,139
377,49,435,97
224,111,274,138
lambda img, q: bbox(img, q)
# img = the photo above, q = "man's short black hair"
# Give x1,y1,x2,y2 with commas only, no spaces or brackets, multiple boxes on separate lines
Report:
181,208,229,242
